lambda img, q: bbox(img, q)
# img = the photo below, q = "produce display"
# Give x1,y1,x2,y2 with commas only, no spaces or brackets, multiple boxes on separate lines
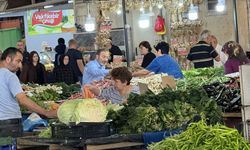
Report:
204,81,241,112
148,120,250,150
131,74,168,94
57,99,108,125
178,67,241,113
38,127,52,138
108,87,222,134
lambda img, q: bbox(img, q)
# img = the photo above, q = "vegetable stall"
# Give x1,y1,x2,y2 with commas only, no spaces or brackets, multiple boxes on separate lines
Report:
17,67,247,150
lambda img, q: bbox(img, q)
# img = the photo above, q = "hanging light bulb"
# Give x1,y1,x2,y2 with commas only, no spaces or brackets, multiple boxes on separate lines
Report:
138,14,150,29
188,4,198,20
139,6,145,12
178,0,184,7
148,5,155,16
216,0,225,12
116,4,122,15
157,3,163,9
84,3,95,32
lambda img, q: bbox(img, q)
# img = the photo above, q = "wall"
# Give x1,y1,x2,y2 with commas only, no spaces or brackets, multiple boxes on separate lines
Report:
75,3,165,56
199,0,249,50
0,3,74,53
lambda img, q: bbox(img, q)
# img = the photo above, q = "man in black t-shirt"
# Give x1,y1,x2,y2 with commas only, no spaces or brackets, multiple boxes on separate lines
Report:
16,40,30,77
187,30,220,68
66,39,84,83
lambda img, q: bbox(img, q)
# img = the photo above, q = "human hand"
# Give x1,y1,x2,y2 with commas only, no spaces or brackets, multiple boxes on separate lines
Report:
45,109,57,118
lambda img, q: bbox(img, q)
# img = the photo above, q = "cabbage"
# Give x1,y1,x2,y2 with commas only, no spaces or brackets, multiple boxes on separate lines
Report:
73,99,108,124
57,99,108,125
57,99,82,125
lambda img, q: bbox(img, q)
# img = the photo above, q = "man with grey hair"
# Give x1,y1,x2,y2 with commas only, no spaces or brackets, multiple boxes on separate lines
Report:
187,30,220,68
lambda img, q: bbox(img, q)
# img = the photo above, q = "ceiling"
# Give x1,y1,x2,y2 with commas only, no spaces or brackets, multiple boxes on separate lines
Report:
0,0,70,12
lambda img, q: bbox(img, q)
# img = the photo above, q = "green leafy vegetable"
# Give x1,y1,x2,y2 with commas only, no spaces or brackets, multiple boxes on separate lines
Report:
148,120,250,150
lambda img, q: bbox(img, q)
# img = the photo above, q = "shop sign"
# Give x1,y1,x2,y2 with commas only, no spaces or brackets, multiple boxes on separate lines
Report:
27,9,75,35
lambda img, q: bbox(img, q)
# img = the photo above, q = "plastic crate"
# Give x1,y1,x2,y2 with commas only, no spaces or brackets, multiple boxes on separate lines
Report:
51,121,112,140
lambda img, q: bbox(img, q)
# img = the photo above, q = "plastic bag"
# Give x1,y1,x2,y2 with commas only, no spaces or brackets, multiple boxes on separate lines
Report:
154,15,166,35
23,113,48,132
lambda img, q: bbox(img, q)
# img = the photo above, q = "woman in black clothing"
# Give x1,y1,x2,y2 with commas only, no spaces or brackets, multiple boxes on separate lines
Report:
54,54,75,85
19,51,47,84
139,41,156,68
54,38,66,66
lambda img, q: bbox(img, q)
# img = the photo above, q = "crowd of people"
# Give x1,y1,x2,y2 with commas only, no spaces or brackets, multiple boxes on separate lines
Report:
0,30,249,140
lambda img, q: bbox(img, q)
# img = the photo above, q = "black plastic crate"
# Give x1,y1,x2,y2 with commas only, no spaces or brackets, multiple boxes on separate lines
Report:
51,121,112,139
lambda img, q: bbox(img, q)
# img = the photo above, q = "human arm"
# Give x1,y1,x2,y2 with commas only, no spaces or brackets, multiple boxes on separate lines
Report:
8,74,56,118
210,46,220,62
77,59,84,74
132,69,150,77
87,62,110,77
84,84,101,96
16,93,57,118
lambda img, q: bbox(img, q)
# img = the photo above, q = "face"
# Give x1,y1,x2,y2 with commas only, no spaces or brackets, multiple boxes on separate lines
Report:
16,42,25,52
6,52,23,72
139,45,149,55
156,50,162,57
106,43,112,49
63,56,69,65
97,51,110,65
210,37,218,49
113,78,127,91
32,53,39,63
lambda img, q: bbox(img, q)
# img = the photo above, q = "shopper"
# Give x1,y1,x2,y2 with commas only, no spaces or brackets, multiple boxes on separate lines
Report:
187,30,220,68
210,35,228,67
85,67,133,104
0,47,56,138
53,54,75,85
106,38,123,63
82,49,110,85
16,40,29,64
139,41,156,68
19,51,47,84
66,39,84,83
222,41,250,74
54,38,66,66
133,42,183,79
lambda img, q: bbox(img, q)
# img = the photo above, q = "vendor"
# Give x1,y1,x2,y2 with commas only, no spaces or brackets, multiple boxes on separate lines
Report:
132,42,183,79
139,41,156,68
82,49,110,86
0,47,56,137
106,38,123,63
84,67,133,104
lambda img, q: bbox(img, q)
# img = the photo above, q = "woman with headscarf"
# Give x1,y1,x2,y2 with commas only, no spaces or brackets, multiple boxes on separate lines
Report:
222,41,250,74
54,38,66,66
53,54,75,84
19,51,47,84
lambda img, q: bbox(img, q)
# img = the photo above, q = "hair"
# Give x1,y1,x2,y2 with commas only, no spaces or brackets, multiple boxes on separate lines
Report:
58,38,65,44
96,49,109,56
1,47,22,61
17,40,24,44
139,41,152,52
222,41,249,65
200,30,211,41
111,67,132,85
68,39,77,47
29,51,40,63
154,41,170,54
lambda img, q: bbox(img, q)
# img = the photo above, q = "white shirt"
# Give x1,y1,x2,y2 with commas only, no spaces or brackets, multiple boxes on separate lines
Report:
214,44,228,67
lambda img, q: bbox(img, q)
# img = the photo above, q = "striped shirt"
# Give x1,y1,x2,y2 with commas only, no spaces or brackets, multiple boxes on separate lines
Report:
187,41,218,68
99,86,138,104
